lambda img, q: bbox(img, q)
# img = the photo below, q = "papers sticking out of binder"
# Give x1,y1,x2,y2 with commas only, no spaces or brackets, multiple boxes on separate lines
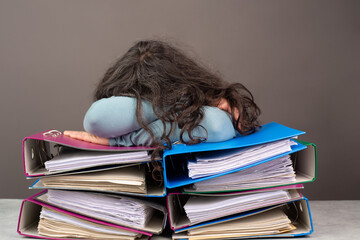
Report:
32,190,168,235
186,208,295,237
186,155,296,192
45,190,153,228
22,130,155,177
185,184,304,197
183,190,293,224
44,148,151,172
188,139,296,179
162,122,306,189
172,198,313,239
167,188,303,231
184,140,317,194
18,194,152,240
38,208,142,240
30,163,167,197
33,165,146,193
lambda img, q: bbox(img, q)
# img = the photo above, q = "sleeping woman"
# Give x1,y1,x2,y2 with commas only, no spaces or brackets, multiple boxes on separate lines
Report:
64,40,261,178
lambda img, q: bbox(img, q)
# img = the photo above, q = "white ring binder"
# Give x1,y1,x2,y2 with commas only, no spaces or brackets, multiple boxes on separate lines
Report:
42,130,62,137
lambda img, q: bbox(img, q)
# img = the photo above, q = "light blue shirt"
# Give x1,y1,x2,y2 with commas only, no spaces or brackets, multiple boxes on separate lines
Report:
83,96,236,146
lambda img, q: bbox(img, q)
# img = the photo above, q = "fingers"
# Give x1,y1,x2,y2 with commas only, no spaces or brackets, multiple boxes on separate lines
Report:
63,130,109,146
90,135,110,146
63,131,87,140
64,131,94,142
63,130,72,136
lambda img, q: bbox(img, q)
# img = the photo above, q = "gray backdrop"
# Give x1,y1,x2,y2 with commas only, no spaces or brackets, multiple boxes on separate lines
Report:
0,0,359,199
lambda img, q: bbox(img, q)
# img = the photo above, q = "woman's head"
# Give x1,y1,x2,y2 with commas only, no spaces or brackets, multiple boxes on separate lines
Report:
95,40,260,146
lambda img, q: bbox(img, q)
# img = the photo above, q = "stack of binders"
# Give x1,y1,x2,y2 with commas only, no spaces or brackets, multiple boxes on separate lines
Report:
18,130,168,240
18,122,317,239
163,122,317,239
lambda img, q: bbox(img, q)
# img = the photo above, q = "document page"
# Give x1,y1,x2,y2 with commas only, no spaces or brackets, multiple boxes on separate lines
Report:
189,155,296,192
46,190,154,228
45,149,151,172
187,208,295,237
40,165,147,194
188,139,296,179
38,207,140,240
183,190,291,224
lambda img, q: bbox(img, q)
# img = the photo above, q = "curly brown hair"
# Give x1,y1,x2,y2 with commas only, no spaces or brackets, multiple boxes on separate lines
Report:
94,40,261,180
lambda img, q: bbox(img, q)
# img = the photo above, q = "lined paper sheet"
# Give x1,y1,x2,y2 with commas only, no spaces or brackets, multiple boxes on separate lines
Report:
183,190,291,224
189,155,296,192
188,139,296,179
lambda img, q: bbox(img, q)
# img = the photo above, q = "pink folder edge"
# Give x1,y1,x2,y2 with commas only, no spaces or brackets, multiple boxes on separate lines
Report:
22,129,156,177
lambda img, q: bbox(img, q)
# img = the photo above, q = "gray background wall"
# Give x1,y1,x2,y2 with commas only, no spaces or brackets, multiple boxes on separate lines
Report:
0,0,359,199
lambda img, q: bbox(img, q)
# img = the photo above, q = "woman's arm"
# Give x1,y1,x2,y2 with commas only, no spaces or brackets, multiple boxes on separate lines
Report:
66,96,236,146
109,106,236,146
65,106,236,146
83,96,158,138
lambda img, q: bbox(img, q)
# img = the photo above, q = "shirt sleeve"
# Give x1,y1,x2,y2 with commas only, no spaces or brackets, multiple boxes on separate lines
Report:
109,106,236,146
83,96,158,138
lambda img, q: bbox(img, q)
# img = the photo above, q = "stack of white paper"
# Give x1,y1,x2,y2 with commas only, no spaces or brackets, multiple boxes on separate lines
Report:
184,208,295,239
40,166,147,194
38,207,140,240
45,150,151,172
183,190,291,224
47,190,153,228
188,155,296,192
188,139,296,179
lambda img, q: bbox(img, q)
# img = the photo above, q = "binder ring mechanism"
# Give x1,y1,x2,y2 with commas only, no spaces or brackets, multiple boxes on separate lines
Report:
43,130,62,137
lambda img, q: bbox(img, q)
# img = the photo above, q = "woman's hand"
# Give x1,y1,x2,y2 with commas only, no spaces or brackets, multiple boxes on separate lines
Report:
63,131,110,146
216,98,241,130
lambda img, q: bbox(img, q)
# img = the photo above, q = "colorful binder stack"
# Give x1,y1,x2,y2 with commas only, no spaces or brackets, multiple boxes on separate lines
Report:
18,130,168,240
162,122,317,239
18,122,316,239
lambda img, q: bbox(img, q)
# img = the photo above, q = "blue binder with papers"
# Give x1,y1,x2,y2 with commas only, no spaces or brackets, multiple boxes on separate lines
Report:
162,122,306,189
171,197,313,238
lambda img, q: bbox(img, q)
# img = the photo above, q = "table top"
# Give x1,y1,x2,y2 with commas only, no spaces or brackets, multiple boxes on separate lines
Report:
1,199,360,240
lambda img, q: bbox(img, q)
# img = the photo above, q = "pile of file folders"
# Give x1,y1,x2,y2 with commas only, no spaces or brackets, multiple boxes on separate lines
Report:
18,122,317,240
